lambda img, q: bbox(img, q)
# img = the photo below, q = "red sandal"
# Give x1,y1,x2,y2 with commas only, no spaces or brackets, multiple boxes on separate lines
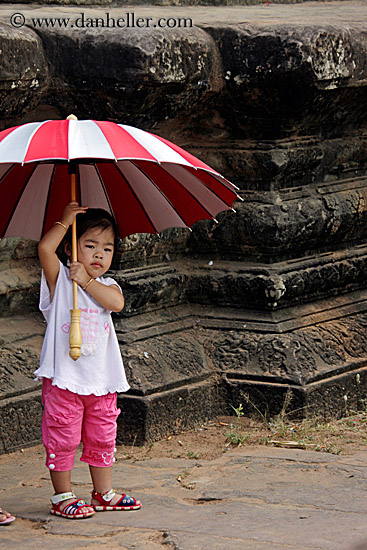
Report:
91,489,141,511
51,492,95,519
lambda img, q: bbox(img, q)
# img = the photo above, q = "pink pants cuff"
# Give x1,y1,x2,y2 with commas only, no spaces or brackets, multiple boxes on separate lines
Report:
45,450,76,472
81,448,116,467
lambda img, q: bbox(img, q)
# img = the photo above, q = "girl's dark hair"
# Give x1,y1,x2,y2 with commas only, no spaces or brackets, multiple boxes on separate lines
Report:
59,208,119,265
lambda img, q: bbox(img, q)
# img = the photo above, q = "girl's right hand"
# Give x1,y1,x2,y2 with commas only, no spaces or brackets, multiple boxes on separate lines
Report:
60,202,88,227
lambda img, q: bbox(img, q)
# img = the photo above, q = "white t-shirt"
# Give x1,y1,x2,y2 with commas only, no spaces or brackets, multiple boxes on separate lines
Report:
34,261,130,396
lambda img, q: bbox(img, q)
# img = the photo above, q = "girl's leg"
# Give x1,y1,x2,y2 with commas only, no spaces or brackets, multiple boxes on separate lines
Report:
82,393,140,509
89,465,141,509
89,465,114,502
50,470,94,514
51,469,72,494
42,381,94,516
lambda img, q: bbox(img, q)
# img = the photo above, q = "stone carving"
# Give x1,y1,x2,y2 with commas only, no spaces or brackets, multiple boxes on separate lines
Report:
0,347,40,395
120,333,208,394
207,315,367,386
302,327,346,366
208,331,257,372
17,25,217,131
0,395,42,453
257,335,316,384
332,318,367,358
311,32,354,88
264,275,286,308
209,331,317,385
119,234,142,252
0,24,48,128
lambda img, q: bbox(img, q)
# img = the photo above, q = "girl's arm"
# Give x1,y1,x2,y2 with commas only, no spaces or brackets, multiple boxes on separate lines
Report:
38,202,88,299
69,262,124,312
83,280,124,313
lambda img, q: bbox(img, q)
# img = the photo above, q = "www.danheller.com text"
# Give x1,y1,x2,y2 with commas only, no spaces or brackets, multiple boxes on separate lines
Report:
10,12,194,29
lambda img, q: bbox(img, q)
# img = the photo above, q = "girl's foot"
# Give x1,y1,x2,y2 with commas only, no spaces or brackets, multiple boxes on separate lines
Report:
51,492,95,519
91,489,141,511
0,508,15,525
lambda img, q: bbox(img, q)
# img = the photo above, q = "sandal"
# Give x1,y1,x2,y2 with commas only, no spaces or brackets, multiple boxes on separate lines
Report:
0,508,15,525
50,492,95,519
91,489,141,511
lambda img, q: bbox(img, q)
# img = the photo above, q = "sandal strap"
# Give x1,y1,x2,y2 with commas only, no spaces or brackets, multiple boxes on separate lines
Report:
92,488,116,502
51,492,76,505
63,500,88,515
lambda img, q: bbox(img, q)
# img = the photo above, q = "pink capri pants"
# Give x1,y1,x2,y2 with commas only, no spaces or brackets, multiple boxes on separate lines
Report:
42,378,121,472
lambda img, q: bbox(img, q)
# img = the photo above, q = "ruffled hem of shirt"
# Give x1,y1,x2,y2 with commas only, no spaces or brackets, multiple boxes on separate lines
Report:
34,375,130,395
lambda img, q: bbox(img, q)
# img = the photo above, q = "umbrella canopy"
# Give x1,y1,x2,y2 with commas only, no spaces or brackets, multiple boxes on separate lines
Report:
0,119,240,241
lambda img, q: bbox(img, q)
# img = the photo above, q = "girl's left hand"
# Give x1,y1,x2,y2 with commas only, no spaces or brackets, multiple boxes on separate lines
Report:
69,261,90,287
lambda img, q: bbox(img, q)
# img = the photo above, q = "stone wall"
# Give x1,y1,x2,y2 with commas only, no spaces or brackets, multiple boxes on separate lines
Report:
1,2,367,451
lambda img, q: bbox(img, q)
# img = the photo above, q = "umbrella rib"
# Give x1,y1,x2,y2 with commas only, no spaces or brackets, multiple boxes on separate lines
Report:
146,163,230,222
184,167,239,208
41,164,57,237
0,163,15,184
131,161,193,229
1,163,39,237
94,164,116,219
114,162,160,234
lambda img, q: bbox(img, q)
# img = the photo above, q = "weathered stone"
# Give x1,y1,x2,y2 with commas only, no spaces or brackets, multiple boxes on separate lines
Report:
0,23,48,128
0,347,40,396
120,332,209,395
15,24,218,130
117,378,227,445
0,238,40,315
0,390,43,453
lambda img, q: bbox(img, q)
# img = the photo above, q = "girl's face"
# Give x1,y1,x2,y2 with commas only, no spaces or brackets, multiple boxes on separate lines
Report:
77,226,115,278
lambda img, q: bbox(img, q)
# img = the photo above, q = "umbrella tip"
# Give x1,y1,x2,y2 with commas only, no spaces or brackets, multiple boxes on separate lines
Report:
66,114,78,121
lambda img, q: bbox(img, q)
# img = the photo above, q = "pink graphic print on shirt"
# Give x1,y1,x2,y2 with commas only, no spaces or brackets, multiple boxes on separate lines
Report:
61,322,70,333
80,308,99,355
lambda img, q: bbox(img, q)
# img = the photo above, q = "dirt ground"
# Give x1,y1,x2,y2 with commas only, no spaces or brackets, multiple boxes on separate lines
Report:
113,412,367,462
1,411,367,471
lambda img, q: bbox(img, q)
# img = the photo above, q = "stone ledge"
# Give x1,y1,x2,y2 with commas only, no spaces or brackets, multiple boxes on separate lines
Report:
190,138,367,191
4,242,367,317
224,366,367,422
116,288,367,337
116,248,367,313
0,389,43,453
1,3,367,142
117,377,227,445
188,175,367,261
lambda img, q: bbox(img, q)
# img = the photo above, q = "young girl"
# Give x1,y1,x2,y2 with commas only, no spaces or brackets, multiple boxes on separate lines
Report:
34,201,141,519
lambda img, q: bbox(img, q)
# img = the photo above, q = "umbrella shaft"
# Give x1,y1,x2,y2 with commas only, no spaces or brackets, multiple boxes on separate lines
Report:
71,172,78,309
72,280,78,310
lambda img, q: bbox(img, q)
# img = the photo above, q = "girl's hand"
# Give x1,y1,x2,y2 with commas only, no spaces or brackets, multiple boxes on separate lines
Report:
61,201,88,228
69,261,91,288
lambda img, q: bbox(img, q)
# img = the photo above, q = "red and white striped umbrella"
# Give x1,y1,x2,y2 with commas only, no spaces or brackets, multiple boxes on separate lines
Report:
0,119,240,241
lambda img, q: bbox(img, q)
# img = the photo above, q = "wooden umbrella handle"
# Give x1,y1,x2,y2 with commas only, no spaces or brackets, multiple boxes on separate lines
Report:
69,170,81,361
